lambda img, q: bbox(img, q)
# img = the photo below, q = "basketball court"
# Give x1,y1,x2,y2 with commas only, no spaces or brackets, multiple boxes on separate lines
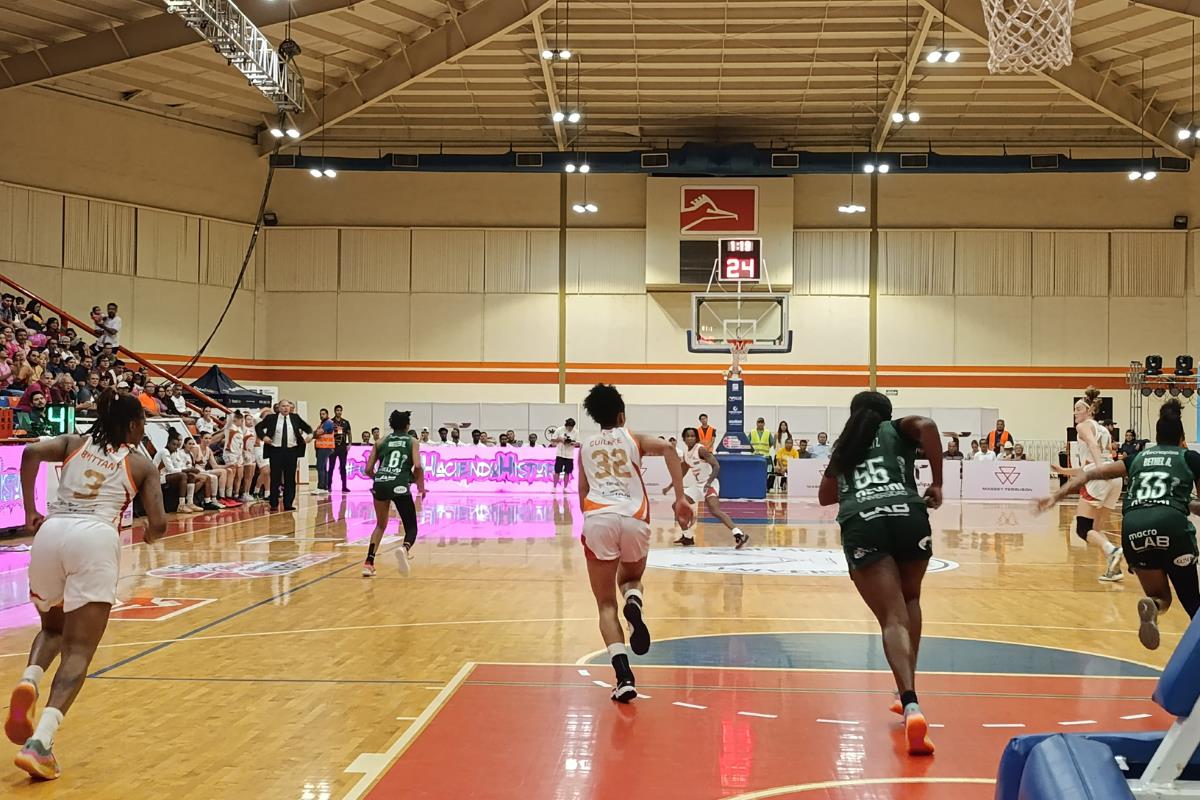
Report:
2,0,1200,797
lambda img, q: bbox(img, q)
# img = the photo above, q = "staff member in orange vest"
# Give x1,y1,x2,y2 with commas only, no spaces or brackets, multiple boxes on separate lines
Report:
984,419,1013,456
312,407,336,496
697,414,718,451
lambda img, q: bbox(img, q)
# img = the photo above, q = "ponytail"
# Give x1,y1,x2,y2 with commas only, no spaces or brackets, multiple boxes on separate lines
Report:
828,391,892,479
1156,398,1186,446
1082,386,1102,417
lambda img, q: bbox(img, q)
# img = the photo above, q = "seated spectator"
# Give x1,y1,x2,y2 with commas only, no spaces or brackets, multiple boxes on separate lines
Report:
969,439,980,458
48,373,76,406
22,301,45,332
1118,429,1143,462
71,354,93,383
943,438,965,460
27,350,47,386
360,431,372,445
419,427,430,443
471,429,482,445
973,442,997,461
771,436,801,493
0,355,11,393
498,433,509,447
371,427,381,443
15,391,50,437
155,431,218,512
1011,442,1027,461
97,372,114,392
809,431,831,458
448,427,464,446
527,432,538,447
14,376,50,411
75,372,101,411
437,427,449,444
195,406,218,436
96,354,119,385
164,383,189,416
0,293,13,324
136,384,162,416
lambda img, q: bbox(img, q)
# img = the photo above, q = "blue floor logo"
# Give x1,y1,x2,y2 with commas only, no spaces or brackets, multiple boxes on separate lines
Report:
646,546,959,576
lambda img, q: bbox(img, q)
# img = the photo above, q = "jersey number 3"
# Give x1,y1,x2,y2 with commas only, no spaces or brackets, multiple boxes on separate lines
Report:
73,469,106,500
591,448,632,479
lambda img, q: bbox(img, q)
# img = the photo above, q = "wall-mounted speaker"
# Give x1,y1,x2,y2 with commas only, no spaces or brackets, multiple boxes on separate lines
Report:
1174,215,1189,230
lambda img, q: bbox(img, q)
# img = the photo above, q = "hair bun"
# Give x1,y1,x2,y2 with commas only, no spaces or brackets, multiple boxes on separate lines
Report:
1084,386,1101,402
1160,398,1184,419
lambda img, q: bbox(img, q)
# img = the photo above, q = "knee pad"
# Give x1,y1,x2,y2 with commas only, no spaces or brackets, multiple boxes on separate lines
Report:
1075,516,1094,542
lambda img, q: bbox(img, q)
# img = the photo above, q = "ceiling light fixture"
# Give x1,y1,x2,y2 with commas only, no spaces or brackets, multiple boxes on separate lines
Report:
309,167,322,178
565,162,577,173
926,0,961,65
1129,56,1157,183
893,0,920,126
269,126,285,138
567,111,581,123
552,110,566,122
313,56,336,179
1178,22,1197,141
286,127,300,139
579,162,590,173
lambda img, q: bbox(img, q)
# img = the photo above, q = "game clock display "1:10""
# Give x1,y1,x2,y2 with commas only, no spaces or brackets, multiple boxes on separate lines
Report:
719,238,762,282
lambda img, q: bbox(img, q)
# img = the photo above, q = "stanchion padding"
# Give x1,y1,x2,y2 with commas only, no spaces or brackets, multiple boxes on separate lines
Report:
1153,611,1200,716
1016,735,1133,800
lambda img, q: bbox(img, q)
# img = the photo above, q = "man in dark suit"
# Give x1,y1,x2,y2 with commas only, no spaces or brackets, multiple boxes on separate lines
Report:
255,399,313,511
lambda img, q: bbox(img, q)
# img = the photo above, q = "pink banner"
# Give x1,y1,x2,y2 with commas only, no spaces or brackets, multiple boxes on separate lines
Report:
341,444,565,493
0,443,46,532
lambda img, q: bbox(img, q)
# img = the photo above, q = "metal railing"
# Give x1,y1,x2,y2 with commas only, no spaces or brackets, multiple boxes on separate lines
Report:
0,273,230,415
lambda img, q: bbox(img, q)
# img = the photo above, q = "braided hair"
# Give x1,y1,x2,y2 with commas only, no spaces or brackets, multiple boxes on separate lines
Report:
89,389,144,450
828,391,893,479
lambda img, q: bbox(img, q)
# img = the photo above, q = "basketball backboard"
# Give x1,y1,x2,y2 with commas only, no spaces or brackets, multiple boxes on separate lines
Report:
687,293,792,353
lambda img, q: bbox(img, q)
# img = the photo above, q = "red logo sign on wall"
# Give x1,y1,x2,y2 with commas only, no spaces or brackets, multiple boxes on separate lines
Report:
680,186,758,234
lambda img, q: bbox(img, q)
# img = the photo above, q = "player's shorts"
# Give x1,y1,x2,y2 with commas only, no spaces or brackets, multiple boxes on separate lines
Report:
838,502,933,572
371,485,418,536
1081,476,1121,510
555,456,574,476
242,449,255,466
581,513,651,563
1122,506,1199,572
27,515,121,613
684,480,720,504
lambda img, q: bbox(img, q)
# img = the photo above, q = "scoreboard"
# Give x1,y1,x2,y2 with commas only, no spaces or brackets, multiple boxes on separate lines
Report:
718,238,762,282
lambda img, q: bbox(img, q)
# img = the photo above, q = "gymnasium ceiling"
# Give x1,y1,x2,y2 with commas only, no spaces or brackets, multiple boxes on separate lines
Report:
1,0,1198,155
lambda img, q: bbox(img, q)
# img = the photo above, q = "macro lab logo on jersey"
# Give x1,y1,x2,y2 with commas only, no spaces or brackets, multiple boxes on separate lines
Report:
680,186,758,234
146,553,337,580
646,547,959,577
995,465,1020,485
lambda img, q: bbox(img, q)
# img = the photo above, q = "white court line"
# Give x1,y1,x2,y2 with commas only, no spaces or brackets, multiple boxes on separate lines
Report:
816,718,860,725
982,723,1026,728
1121,713,1153,720
592,680,613,689
1058,720,1098,726
738,711,778,719
343,662,474,800
930,724,945,729
577,669,590,677
673,702,707,710
638,693,652,699
395,716,417,721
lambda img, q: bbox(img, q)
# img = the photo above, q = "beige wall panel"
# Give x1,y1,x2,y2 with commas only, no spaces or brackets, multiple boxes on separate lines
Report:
1188,294,1200,356
339,229,411,292
264,229,338,292
409,294,482,361
1033,232,1109,296
335,292,410,360
60,270,134,342
410,229,485,293
645,293,729,366
0,186,63,267
1110,232,1186,297
1109,298,1187,366
528,230,559,293
64,198,135,275
878,296,956,366
793,231,868,296
788,296,869,365
954,297,1032,365
482,293,557,362
954,232,1031,295
879,230,954,295
203,220,258,288
136,209,200,283
196,286,256,360
567,295,647,363
129,278,199,354
0,261,62,305
483,230,530,294
569,230,646,294
261,292,337,359
1031,296,1108,365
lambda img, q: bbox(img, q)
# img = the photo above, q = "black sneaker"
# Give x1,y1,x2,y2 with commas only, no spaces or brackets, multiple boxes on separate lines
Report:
611,680,637,704
623,596,651,656
733,531,750,549
674,535,695,546
202,501,222,511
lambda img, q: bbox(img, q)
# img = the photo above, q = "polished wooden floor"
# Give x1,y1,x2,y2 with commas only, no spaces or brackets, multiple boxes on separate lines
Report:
0,489,1181,798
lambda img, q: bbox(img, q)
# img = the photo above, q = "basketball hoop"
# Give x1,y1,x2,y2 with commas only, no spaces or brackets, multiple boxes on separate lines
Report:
726,339,752,379
981,0,1075,74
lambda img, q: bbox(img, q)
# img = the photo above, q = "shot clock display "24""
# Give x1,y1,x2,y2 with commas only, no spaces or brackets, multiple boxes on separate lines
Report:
719,238,762,282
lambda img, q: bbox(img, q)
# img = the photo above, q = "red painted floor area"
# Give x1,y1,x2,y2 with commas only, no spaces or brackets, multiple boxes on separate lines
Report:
366,664,1171,799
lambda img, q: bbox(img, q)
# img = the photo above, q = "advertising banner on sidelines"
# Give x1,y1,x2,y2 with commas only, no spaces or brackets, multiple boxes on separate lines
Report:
787,459,962,500
0,444,46,531
343,444,563,493
960,460,1050,500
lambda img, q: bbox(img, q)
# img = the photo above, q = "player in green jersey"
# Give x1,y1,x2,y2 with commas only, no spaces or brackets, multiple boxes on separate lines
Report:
1039,400,1200,649
818,391,944,757
363,410,426,578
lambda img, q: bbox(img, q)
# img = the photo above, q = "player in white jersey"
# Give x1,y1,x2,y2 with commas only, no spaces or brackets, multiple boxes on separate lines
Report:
668,427,748,549
6,390,166,780
1053,387,1124,582
579,384,693,703
222,414,246,500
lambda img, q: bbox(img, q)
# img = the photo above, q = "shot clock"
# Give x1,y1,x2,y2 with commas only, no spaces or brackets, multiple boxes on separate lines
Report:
718,238,762,282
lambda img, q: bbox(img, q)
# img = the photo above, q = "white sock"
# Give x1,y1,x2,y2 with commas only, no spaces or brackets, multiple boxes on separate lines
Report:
1103,543,1117,555
623,588,644,606
185,485,195,504
21,665,44,687
732,527,744,536
607,643,628,659
32,707,63,747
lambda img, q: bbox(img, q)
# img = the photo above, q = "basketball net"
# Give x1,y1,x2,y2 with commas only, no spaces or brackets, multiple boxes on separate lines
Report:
981,0,1075,74
726,339,752,379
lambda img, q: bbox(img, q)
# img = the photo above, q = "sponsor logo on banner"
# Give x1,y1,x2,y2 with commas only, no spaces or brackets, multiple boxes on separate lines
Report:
680,186,758,234
110,597,217,621
646,546,959,577
146,553,336,580
960,460,1049,500
995,465,1020,485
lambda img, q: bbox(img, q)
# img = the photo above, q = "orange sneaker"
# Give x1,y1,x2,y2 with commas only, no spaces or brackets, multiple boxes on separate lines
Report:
5,682,36,745
904,705,935,756
889,697,903,715
14,739,60,780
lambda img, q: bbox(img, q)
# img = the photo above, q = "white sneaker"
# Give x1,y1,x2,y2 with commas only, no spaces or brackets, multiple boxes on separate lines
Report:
310,490,323,496
240,494,254,503
395,546,412,577
1105,546,1123,575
